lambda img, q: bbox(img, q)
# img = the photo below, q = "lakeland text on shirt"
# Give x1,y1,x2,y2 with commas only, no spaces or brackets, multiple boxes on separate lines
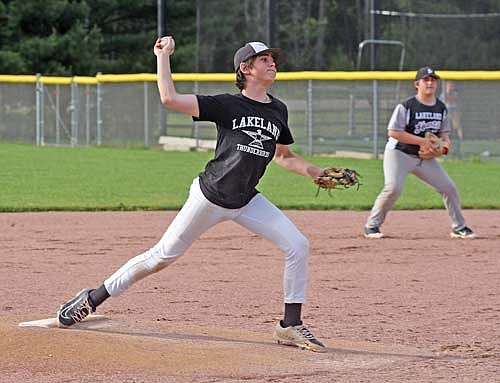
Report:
193,93,294,209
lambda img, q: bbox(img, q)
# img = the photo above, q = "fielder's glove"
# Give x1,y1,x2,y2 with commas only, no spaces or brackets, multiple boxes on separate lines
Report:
314,167,361,196
418,131,450,159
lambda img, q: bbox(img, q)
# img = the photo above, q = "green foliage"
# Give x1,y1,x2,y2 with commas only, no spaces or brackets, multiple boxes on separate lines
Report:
1,143,499,211
0,50,27,72
2,0,102,75
377,1,500,69
1,1,500,74
86,0,157,73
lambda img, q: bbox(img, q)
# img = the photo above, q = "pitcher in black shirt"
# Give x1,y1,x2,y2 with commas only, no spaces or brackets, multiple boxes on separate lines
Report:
57,38,328,352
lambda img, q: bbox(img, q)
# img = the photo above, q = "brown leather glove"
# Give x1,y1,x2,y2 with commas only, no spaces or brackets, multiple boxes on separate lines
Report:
313,167,361,196
418,131,450,159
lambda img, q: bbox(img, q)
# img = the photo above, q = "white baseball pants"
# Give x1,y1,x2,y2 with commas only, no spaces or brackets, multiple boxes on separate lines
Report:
104,178,309,303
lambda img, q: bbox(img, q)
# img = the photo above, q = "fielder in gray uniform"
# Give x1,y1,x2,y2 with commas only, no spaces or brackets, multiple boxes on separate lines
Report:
364,66,476,239
56,37,328,352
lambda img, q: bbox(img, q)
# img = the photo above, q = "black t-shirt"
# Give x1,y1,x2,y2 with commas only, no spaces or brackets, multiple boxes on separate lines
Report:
193,93,294,209
394,96,448,156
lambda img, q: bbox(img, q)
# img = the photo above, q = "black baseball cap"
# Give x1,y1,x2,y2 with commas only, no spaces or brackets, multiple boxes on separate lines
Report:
233,42,286,72
415,66,440,80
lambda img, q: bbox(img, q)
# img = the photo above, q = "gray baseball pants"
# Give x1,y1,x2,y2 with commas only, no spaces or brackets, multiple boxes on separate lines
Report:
365,148,466,230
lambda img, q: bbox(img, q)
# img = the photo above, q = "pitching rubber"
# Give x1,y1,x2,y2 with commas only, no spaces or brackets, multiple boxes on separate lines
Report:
18,314,107,328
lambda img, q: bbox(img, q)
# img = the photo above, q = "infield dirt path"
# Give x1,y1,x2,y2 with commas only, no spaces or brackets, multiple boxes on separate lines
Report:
1,210,499,382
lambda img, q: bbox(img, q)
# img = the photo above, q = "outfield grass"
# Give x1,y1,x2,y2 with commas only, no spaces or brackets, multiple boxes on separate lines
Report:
1,142,499,211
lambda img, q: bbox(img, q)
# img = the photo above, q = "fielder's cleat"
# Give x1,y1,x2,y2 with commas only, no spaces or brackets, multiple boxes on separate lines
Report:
450,226,477,239
57,288,96,327
273,321,326,352
364,226,384,239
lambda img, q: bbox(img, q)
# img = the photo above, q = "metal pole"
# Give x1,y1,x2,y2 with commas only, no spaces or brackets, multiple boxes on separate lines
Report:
193,81,200,148
158,0,168,136
56,84,60,145
307,80,313,156
369,0,375,70
157,0,167,37
96,73,102,146
192,0,200,147
70,79,78,147
364,0,370,39
266,0,274,45
373,80,379,158
144,81,149,147
195,0,200,73
40,80,45,146
85,84,90,146
348,93,355,137
35,74,40,145
369,0,378,158
395,45,406,101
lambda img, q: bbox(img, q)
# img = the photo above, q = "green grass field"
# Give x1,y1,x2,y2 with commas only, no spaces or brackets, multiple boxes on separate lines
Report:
1,142,499,211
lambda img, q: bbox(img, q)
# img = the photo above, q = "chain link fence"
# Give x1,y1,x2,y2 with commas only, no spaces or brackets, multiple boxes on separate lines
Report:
1,73,499,161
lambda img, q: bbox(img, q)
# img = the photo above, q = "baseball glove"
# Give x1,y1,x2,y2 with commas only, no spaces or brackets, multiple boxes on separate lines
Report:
418,131,449,159
314,167,361,196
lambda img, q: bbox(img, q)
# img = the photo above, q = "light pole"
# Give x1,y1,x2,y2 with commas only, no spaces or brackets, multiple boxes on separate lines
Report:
158,0,168,136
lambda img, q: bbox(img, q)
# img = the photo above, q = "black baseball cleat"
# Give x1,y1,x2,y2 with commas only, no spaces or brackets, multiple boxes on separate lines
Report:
57,288,96,327
364,226,384,239
450,226,476,239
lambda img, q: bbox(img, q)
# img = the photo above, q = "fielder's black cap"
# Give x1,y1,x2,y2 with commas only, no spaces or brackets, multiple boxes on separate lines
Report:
233,42,286,72
415,66,440,80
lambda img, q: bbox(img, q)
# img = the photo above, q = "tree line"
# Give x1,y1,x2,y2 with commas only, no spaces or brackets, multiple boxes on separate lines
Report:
1,0,500,76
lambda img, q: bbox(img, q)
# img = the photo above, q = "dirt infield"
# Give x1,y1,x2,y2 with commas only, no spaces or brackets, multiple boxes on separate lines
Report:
1,210,499,382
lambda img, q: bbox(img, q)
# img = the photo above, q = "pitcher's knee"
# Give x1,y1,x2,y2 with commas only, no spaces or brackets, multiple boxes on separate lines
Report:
289,234,310,262
148,233,190,270
142,247,177,274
